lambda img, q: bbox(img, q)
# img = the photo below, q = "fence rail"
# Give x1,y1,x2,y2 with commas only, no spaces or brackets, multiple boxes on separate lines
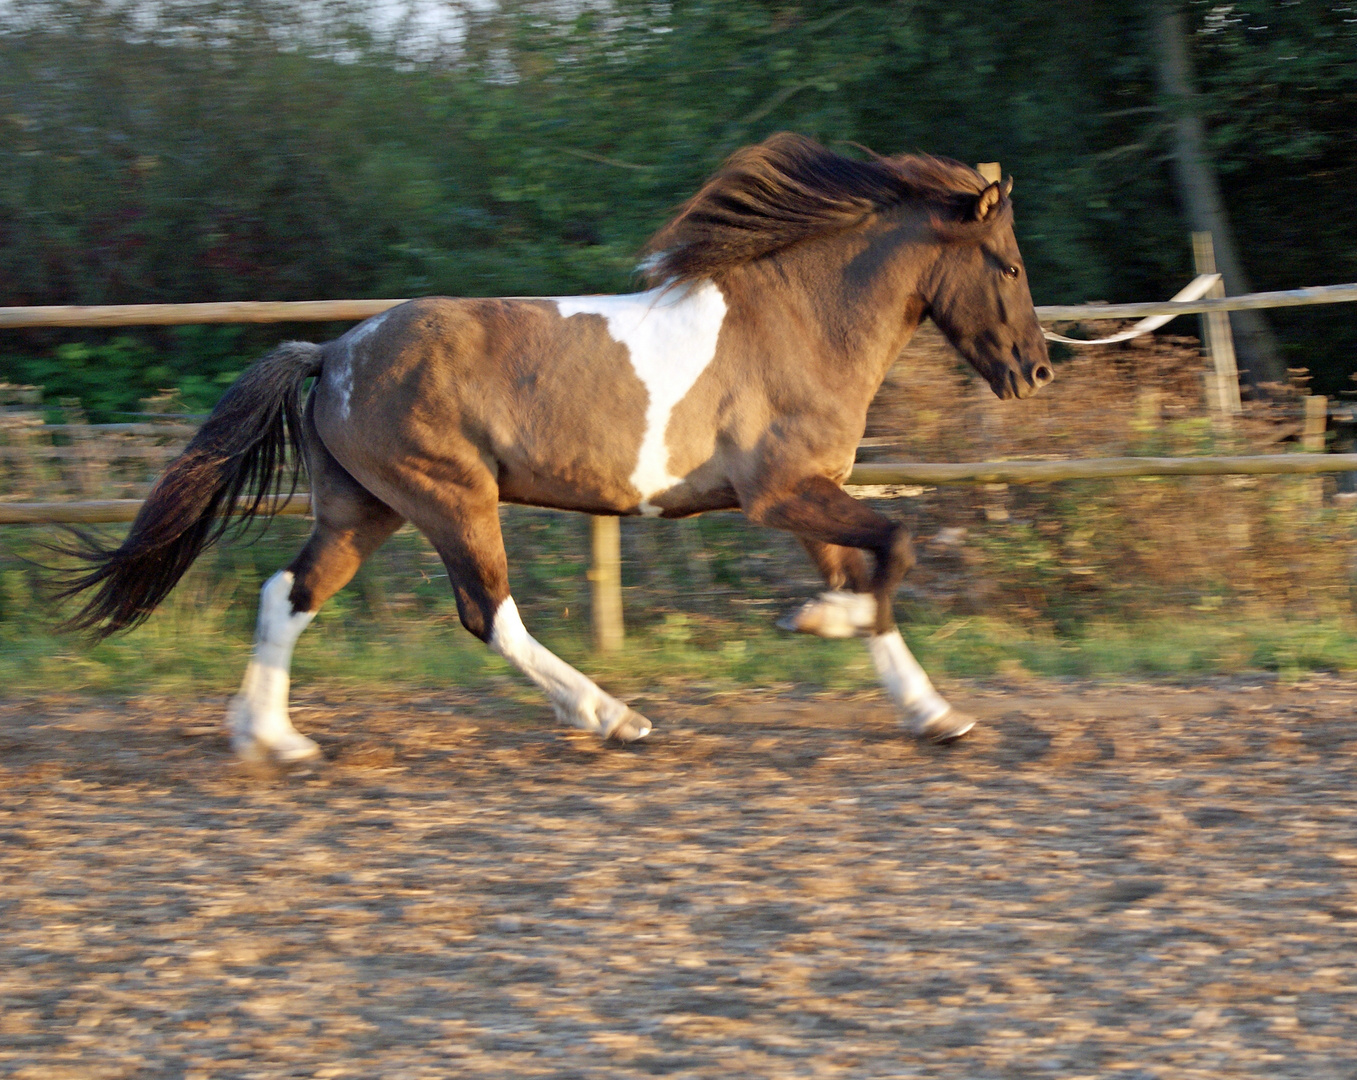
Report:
847,453,1357,486
0,493,312,525
2,282,1355,329
1035,282,1357,322
0,299,400,329
4,454,1355,526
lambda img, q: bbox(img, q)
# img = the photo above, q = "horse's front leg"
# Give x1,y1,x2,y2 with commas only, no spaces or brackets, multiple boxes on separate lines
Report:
746,475,974,743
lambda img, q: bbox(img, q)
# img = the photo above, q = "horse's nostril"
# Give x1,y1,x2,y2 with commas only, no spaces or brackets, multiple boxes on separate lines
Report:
1032,364,1053,385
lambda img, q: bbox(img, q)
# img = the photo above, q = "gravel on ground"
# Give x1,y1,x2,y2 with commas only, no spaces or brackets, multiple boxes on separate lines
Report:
2,675,1356,1078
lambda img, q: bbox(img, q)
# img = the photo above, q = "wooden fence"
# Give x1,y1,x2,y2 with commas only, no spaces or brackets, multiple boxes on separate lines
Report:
5,280,1357,650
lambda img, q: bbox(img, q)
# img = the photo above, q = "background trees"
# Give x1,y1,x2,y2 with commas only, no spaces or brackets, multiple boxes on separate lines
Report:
2,0,1354,415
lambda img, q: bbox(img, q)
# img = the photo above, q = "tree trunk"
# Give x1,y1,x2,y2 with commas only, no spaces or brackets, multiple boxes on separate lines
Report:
1154,3,1284,388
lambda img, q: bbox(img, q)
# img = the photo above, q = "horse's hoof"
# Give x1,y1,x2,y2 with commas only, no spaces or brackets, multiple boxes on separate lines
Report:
230,733,270,762
913,709,976,744
272,732,323,762
606,708,652,743
230,728,321,763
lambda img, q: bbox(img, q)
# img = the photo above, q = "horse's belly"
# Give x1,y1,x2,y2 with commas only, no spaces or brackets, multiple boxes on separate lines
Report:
495,454,737,517
494,458,644,514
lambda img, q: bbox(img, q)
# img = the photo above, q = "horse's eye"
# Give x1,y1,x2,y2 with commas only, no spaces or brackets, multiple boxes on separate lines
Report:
1002,264,1021,279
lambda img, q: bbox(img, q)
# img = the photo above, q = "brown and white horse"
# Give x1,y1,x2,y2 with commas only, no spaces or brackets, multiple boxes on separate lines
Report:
61,134,1052,760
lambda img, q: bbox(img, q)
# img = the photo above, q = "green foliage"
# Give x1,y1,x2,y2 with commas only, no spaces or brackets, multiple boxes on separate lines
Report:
0,326,251,419
0,1,1354,406
1190,1,1357,384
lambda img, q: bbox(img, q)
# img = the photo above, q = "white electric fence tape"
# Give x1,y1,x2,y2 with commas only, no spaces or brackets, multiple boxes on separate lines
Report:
1042,274,1220,346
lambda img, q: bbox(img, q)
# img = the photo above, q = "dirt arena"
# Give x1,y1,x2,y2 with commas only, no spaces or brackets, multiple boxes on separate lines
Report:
2,676,1356,1078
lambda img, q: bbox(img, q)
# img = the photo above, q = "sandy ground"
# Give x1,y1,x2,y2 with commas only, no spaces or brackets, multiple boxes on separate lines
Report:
2,675,1356,1079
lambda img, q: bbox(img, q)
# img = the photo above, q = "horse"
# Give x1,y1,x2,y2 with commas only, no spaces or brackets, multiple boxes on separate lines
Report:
59,133,1052,761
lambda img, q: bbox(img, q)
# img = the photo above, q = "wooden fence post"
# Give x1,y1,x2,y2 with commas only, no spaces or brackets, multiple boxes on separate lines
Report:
1303,395,1328,453
1192,232,1243,415
589,515,624,652
1300,394,1329,507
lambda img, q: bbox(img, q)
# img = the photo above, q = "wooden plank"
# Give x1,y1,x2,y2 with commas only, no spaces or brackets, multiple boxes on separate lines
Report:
0,299,407,329
1,284,1355,330
1192,232,1242,415
37,423,198,437
0,445,183,461
846,454,1357,486
1303,396,1328,452
589,515,625,652
0,493,312,525
1036,282,1357,322
7,455,1357,525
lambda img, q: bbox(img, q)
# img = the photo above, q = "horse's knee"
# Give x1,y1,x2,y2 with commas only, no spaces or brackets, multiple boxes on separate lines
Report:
285,531,363,614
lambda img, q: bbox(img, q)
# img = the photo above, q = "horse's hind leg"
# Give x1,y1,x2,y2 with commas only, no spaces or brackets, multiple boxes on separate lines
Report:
411,484,649,742
228,435,404,762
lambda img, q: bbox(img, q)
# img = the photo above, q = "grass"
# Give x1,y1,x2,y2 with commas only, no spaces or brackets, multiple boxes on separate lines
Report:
5,587,1356,704
909,614,1357,683
4,492,1356,706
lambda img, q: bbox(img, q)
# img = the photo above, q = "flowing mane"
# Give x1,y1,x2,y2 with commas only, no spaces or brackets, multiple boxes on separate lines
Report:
642,133,1009,287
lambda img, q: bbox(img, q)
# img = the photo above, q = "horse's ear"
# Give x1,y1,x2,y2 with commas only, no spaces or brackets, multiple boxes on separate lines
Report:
974,182,1003,221
1001,176,1013,198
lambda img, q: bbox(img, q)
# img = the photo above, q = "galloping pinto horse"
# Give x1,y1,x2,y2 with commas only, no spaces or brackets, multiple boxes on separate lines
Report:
62,134,1052,760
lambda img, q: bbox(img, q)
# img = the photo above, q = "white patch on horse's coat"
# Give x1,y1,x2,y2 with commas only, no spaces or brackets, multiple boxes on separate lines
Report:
346,310,388,348
868,630,952,731
329,348,354,420
331,311,387,420
554,282,727,514
489,597,650,739
226,570,318,761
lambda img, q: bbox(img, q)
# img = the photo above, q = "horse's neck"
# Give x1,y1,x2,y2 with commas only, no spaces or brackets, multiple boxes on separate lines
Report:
734,240,930,389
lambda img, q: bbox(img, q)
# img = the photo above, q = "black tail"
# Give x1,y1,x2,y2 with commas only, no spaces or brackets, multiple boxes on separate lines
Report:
56,341,323,638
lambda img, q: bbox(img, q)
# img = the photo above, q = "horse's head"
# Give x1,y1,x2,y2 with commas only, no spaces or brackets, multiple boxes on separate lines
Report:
923,179,1053,401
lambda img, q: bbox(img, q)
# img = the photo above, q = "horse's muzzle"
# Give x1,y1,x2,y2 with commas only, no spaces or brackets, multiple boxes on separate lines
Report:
1002,360,1054,400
